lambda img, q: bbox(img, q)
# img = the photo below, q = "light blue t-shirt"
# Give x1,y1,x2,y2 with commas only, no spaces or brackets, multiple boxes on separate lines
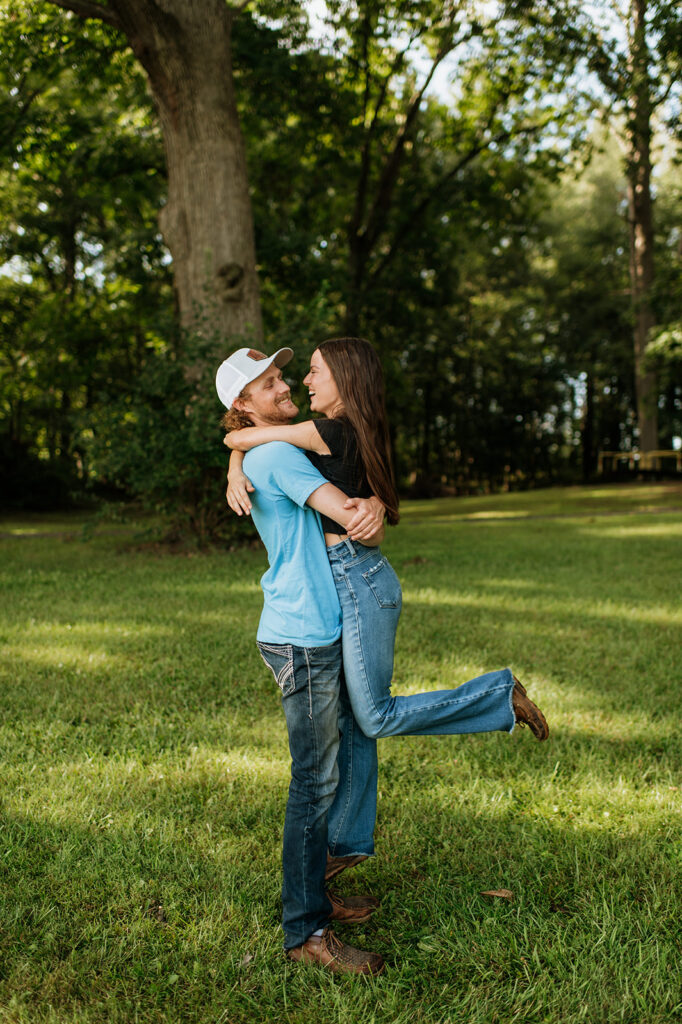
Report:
243,442,342,646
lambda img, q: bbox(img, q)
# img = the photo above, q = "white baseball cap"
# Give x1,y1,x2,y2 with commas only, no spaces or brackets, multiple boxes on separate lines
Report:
215,347,294,409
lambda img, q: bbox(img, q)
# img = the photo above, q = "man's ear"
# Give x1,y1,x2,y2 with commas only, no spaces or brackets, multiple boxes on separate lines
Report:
233,396,250,415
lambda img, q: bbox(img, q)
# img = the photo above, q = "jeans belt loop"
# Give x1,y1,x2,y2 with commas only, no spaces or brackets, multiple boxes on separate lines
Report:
343,538,355,557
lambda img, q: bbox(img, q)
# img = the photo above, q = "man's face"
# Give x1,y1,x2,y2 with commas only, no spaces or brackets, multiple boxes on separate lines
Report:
234,365,298,425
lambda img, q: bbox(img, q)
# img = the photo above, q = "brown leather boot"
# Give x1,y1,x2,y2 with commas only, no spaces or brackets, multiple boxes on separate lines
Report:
325,853,368,882
287,927,385,975
328,890,380,924
512,675,549,740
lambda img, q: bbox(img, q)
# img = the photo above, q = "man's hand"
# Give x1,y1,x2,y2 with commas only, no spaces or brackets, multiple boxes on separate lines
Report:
345,496,385,542
226,470,255,515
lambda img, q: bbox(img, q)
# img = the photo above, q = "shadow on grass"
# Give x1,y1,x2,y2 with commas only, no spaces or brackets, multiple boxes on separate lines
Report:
0,788,679,1023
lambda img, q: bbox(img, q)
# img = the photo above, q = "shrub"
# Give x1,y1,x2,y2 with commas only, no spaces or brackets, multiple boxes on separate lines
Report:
87,332,257,547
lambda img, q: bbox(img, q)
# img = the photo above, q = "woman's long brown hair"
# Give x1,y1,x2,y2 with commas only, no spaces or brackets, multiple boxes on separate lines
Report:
317,338,400,525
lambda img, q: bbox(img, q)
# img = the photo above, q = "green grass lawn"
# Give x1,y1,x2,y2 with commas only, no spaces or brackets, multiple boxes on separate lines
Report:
1,483,681,1023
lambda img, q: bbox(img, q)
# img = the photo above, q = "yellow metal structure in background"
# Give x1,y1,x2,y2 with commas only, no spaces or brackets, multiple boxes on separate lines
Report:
598,450,682,473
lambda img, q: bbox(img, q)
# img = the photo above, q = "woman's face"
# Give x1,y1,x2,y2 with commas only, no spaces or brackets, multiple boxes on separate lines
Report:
303,349,343,417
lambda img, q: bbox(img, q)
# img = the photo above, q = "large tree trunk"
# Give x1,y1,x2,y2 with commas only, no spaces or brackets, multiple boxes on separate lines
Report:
49,0,262,347
626,0,658,452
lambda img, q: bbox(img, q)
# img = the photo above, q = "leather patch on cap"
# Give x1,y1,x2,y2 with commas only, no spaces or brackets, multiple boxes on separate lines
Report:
247,349,267,361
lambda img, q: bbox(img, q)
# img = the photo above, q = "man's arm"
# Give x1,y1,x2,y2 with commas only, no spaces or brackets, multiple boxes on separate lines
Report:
344,496,385,540
307,483,385,546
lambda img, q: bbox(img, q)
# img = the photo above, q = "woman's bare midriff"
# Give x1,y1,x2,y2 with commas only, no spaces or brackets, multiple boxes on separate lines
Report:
325,532,348,546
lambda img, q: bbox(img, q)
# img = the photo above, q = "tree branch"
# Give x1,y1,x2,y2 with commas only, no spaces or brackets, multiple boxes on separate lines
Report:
349,19,432,249
0,87,43,151
651,73,678,112
367,21,431,135
369,120,548,286
361,34,463,254
44,0,123,31
349,7,474,276
348,9,375,247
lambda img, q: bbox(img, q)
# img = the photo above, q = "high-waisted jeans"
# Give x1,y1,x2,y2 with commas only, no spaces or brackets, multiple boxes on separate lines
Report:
326,539,516,739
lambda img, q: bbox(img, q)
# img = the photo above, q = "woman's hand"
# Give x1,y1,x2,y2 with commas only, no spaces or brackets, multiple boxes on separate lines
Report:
344,496,385,542
226,469,255,515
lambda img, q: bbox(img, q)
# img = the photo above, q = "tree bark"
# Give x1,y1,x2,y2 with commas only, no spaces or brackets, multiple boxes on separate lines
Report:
582,370,596,481
626,0,658,452
48,0,262,347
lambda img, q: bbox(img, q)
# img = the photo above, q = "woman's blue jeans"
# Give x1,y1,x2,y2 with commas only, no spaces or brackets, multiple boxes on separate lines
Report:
326,540,516,739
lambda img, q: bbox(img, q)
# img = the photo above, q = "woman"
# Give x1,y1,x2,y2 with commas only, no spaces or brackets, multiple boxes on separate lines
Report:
225,338,548,742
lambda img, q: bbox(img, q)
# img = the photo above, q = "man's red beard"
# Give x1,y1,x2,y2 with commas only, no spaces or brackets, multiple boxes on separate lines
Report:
259,395,298,425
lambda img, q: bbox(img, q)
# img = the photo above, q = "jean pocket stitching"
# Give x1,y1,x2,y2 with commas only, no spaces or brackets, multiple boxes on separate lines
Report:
258,645,295,696
361,559,401,609
258,642,293,656
346,552,375,569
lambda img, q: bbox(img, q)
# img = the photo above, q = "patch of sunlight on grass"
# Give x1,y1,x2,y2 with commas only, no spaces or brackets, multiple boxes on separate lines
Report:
403,585,475,605
400,481,682,523
2,642,120,671
5,526,58,536
0,513,94,534
485,578,554,590
578,520,682,540
3,745,293,832
403,587,679,625
584,484,680,501
588,601,681,625
464,510,528,519
17,620,174,641
208,580,263,595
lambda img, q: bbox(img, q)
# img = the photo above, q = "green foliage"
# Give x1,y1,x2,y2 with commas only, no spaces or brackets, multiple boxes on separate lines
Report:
537,134,635,477
648,169,682,445
648,323,682,365
1,0,681,518
0,0,171,501
86,330,256,547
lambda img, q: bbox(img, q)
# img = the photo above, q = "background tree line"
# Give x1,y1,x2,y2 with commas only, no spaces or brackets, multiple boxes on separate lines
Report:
1,0,680,540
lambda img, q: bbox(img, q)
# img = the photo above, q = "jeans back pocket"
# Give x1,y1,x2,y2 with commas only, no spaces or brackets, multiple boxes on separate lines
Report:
257,642,296,697
361,558,402,609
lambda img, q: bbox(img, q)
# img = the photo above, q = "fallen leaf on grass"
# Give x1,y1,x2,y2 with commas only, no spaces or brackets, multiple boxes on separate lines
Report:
481,889,513,900
239,953,254,968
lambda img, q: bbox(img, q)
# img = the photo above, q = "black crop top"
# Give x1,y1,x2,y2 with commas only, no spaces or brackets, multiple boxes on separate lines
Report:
305,417,372,534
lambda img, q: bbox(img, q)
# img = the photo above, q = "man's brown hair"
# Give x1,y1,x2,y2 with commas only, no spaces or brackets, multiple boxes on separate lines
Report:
220,385,254,431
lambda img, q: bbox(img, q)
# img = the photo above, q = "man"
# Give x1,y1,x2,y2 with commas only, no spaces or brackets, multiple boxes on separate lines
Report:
215,346,384,975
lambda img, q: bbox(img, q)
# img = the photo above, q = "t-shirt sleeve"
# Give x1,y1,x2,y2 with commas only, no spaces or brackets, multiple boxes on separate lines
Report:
313,417,347,457
262,442,330,508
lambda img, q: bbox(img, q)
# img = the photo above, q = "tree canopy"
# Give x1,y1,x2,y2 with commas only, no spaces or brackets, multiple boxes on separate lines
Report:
1,0,680,535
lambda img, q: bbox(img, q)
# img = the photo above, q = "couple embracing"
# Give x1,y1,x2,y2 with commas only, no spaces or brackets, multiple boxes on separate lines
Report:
215,338,548,976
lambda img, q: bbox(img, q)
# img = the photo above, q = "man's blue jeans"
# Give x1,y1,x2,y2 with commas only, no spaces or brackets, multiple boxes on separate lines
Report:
326,540,516,738
257,638,377,949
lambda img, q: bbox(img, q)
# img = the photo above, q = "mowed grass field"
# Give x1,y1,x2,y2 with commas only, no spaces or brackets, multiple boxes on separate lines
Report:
1,483,681,1024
